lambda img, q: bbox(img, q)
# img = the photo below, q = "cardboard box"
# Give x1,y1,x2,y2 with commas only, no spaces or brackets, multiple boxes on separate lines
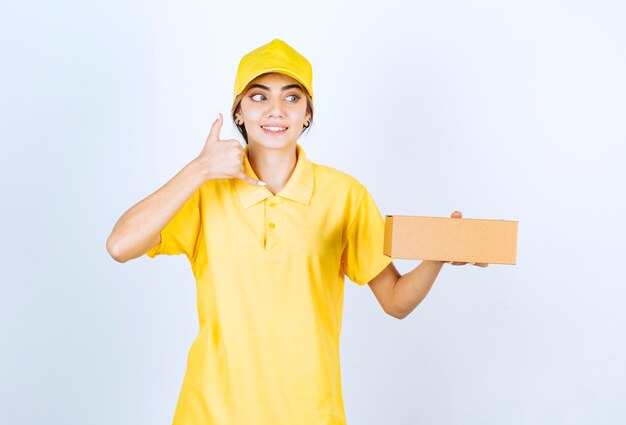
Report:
383,215,518,265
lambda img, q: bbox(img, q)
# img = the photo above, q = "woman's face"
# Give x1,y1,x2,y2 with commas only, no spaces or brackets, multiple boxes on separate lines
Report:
235,72,311,150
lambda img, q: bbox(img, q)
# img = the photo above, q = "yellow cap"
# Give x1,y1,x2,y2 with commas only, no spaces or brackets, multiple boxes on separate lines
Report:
231,39,313,111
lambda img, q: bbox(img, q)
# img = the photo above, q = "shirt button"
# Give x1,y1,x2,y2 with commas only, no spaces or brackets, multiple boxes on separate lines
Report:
269,201,277,207
268,222,276,229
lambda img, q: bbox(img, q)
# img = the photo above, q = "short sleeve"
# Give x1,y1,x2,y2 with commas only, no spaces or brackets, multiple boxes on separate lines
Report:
145,189,202,261
340,187,393,286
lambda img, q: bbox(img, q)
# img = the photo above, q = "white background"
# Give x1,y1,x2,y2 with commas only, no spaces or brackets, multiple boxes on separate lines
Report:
2,0,625,424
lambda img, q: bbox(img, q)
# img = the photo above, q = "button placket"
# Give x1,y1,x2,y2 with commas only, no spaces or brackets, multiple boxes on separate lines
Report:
265,197,281,250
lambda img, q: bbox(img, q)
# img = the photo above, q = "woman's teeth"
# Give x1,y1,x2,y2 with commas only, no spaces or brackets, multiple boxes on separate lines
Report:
262,126,287,134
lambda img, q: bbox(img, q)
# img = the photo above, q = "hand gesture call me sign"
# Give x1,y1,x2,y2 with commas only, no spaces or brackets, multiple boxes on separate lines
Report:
196,112,266,187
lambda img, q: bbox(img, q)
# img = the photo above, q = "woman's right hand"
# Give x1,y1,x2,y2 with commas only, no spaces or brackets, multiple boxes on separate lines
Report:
196,113,265,186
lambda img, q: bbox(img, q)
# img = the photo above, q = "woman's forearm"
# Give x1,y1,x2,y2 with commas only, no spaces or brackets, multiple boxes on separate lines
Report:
392,260,445,319
106,158,207,263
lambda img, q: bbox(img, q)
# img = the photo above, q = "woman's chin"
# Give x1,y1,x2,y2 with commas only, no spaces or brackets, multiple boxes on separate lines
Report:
249,135,297,149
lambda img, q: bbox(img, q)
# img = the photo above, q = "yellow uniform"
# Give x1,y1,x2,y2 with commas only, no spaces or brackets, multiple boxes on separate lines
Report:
147,143,392,424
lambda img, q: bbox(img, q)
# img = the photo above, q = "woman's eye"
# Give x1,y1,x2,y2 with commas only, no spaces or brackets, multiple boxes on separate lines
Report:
250,93,300,102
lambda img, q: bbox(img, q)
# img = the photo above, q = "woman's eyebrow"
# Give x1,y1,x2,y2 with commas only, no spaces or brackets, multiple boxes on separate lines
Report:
250,83,304,92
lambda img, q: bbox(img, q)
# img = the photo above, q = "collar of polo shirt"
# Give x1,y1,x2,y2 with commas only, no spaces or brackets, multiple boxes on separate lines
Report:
234,143,315,208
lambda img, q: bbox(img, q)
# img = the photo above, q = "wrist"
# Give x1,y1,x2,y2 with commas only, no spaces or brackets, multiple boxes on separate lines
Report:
187,156,213,186
192,155,217,179
423,260,446,268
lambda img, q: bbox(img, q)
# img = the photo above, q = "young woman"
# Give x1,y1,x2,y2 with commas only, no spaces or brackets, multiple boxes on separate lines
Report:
106,38,487,425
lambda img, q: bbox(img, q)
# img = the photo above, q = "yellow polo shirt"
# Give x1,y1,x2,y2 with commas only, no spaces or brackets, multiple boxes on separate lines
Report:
146,143,392,425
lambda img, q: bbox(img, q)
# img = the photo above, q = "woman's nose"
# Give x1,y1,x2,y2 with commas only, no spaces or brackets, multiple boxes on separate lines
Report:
266,97,285,117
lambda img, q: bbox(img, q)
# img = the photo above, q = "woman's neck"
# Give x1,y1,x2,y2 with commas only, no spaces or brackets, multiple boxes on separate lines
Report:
247,144,298,196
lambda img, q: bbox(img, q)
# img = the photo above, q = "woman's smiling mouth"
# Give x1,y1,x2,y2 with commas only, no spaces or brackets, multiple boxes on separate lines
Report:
261,126,288,135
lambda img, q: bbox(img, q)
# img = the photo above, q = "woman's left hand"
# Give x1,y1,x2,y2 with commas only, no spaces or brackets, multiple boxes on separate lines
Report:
444,211,489,267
